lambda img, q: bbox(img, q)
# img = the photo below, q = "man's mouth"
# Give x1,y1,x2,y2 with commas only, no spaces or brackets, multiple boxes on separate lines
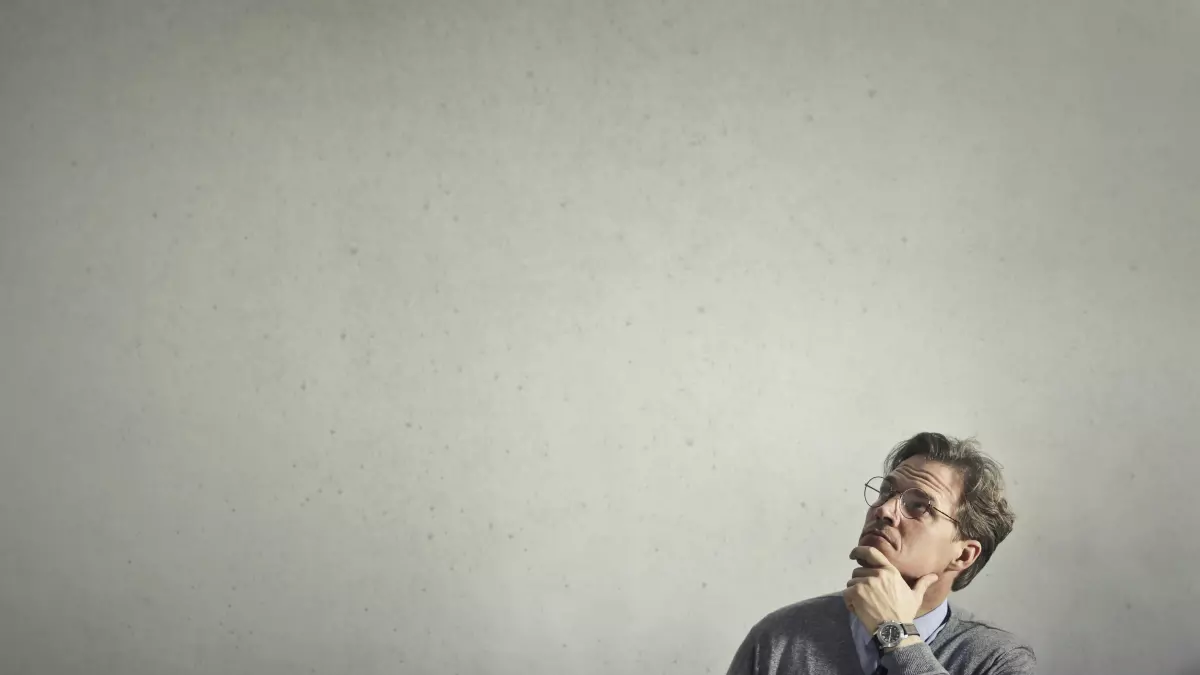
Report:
861,530,893,547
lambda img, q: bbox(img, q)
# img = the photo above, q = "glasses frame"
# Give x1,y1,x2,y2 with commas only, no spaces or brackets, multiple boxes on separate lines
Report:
863,476,960,526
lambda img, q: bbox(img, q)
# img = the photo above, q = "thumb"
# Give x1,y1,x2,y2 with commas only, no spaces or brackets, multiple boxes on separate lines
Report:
914,573,939,596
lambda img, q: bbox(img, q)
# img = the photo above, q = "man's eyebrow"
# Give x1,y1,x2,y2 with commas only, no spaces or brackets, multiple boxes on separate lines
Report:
884,475,934,498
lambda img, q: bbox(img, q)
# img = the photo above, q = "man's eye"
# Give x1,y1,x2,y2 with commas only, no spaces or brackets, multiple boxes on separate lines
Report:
904,497,931,514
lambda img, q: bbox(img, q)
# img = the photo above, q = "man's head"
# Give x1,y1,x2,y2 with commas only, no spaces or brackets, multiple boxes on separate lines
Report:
859,432,1015,592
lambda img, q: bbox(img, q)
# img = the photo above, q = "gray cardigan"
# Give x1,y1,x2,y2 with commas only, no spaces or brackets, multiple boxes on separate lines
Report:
726,592,1036,675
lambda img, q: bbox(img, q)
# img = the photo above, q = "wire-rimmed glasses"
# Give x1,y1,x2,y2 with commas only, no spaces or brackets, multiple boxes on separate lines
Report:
863,476,959,525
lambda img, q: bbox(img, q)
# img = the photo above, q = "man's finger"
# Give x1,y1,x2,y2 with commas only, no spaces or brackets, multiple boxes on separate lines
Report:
913,573,939,595
850,567,883,578
849,545,893,569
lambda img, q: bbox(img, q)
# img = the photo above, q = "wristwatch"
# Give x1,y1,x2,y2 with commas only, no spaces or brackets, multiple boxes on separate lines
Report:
872,621,920,652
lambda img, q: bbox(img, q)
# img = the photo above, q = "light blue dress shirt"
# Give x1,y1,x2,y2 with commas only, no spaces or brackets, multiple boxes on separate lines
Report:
849,599,950,675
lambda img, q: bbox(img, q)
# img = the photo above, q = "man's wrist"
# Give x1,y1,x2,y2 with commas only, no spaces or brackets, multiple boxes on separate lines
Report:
882,635,924,653
866,616,916,634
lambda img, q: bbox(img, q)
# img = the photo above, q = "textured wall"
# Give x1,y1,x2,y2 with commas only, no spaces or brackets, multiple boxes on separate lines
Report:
1,2,1197,674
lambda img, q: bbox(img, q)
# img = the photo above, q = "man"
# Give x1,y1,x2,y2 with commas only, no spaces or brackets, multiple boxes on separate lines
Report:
725,432,1035,675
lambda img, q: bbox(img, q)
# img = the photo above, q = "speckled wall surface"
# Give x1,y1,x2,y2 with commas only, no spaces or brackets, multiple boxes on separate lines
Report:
1,2,1197,674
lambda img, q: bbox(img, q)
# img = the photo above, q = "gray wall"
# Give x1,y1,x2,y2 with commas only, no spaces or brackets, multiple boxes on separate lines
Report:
2,2,1197,674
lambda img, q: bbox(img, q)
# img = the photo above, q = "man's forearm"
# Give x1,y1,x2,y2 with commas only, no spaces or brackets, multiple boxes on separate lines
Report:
880,639,1036,675
880,638,949,675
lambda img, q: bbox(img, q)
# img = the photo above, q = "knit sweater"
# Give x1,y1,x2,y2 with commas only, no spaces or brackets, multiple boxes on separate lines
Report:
726,592,1036,675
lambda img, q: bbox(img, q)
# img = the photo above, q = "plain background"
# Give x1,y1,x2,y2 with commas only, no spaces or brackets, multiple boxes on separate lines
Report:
1,2,1197,674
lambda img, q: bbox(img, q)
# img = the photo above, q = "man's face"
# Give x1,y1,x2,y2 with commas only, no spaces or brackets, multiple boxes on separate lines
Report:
860,456,964,583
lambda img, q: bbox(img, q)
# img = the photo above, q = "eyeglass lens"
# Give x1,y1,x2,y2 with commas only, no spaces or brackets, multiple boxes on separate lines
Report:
864,477,931,519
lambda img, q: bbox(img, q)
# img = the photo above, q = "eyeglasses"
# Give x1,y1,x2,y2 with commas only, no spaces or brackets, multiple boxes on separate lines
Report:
863,476,960,525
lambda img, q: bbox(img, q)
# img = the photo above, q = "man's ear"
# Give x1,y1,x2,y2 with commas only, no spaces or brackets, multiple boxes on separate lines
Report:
946,539,982,572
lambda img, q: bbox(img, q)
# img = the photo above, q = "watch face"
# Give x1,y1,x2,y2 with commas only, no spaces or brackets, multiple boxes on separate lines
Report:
879,623,903,646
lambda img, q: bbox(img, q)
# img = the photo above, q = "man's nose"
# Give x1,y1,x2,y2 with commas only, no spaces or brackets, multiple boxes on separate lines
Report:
872,494,901,525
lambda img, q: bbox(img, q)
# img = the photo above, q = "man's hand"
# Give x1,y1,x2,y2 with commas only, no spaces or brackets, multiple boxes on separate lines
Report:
844,545,938,635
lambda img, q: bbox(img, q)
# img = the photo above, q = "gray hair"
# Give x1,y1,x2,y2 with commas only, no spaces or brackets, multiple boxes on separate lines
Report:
884,432,1015,591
